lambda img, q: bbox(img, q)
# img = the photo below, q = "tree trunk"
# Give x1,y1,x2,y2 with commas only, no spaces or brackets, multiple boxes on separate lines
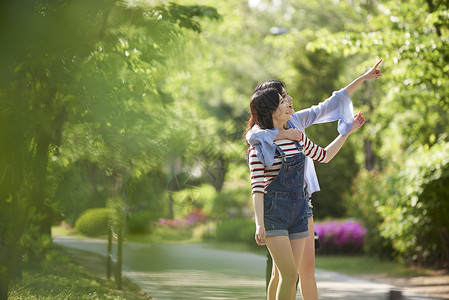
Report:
364,139,376,171
32,134,53,236
0,238,9,300
209,155,227,192
0,233,22,300
0,275,9,300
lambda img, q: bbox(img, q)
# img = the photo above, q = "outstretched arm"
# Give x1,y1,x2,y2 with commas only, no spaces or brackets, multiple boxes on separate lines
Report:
322,111,366,163
344,59,383,96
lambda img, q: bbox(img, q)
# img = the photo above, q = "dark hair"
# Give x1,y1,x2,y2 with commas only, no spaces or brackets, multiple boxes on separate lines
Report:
244,88,281,156
243,81,285,156
253,80,285,95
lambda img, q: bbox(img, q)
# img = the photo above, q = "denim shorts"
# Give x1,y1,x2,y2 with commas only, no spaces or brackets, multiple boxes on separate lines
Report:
264,190,309,240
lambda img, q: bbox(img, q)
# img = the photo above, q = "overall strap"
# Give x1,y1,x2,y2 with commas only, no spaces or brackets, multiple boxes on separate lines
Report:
274,144,287,162
293,140,304,152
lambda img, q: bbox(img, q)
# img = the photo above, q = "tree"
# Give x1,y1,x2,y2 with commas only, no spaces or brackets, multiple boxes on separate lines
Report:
306,0,449,265
0,0,219,298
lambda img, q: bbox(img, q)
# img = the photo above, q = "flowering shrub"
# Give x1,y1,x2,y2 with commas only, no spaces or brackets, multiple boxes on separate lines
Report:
155,208,207,228
314,220,367,254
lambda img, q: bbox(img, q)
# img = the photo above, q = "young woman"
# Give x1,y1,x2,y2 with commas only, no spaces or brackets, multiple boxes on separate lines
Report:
246,88,366,300
247,60,382,300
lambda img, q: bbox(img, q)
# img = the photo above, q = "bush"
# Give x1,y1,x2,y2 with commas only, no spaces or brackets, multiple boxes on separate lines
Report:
344,169,396,258
75,208,110,237
378,141,449,267
216,218,254,246
172,184,217,218
127,210,154,234
315,220,367,255
211,185,252,219
346,141,449,268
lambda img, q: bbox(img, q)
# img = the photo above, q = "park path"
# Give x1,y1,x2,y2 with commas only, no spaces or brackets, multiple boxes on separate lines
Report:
53,236,442,300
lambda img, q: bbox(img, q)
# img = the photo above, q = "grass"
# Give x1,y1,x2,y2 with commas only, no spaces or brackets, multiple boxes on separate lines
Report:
127,225,203,244
206,240,268,256
54,224,202,244
8,245,151,300
52,223,86,238
315,254,430,278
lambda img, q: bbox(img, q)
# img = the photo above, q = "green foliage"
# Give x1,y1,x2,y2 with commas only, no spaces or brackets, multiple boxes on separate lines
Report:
344,170,395,258
346,141,449,266
0,0,219,294
172,184,217,218
127,210,154,234
301,0,449,267
75,208,110,237
154,2,220,32
212,185,252,219
378,141,449,267
215,218,255,246
52,162,108,226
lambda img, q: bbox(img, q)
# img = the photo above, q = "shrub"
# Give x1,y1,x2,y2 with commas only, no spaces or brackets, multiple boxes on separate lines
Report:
378,141,449,267
211,185,252,219
172,184,217,218
127,210,154,234
344,169,396,258
75,208,110,237
315,220,367,255
216,218,254,246
155,208,207,229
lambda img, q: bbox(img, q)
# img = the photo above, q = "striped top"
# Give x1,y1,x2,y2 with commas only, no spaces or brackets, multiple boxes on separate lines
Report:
248,135,327,194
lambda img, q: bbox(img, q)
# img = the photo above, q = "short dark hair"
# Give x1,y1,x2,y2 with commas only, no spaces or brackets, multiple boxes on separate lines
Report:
253,80,285,95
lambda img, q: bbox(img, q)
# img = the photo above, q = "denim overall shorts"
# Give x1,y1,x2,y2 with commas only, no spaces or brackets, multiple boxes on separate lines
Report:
264,141,309,239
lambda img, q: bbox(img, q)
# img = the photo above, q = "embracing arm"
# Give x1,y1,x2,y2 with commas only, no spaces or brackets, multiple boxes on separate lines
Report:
344,59,383,96
246,125,302,167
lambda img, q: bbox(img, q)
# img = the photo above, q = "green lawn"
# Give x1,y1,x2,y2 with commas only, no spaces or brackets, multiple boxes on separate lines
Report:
315,254,430,278
8,245,150,300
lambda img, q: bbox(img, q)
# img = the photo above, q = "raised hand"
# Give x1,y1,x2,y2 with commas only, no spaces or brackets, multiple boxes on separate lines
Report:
362,59,383,81
349,111,366,133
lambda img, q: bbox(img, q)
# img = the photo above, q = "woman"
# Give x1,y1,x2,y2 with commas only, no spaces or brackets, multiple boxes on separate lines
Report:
246,88,365,300
247,59,382,300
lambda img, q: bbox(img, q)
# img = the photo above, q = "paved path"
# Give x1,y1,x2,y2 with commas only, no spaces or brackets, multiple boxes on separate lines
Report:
54,236,442,300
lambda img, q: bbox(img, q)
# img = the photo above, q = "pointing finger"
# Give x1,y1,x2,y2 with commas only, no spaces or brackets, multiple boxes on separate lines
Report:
373,59,382,70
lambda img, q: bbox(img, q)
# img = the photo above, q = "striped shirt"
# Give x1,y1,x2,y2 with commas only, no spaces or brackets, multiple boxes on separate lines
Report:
248,135,326,194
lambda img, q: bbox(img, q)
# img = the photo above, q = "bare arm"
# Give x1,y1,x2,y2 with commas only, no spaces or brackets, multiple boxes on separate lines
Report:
322,111,366,163
345,59,383,96
253,193,266,246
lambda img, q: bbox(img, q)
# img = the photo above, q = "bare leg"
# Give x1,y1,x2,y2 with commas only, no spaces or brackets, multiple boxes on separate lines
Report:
298,217,318,300
290,237,307,300
267,262,280,300
266,236,303,300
